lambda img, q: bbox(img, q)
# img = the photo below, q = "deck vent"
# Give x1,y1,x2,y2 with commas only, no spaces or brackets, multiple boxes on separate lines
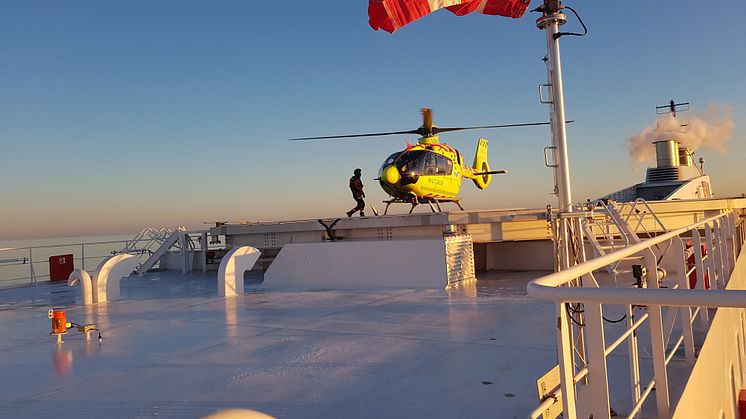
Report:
444,235,476,286
646,167,681,183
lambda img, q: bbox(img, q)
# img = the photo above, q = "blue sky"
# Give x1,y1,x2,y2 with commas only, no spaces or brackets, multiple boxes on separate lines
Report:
1,1,744,239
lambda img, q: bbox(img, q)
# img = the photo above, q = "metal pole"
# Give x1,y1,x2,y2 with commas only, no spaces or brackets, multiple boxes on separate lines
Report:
201,232,208,273
537,1,574,273
29,248,35,285
537,3,573,213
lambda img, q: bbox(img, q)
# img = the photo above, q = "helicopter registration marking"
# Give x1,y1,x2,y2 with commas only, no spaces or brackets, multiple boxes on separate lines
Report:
427,178,445,187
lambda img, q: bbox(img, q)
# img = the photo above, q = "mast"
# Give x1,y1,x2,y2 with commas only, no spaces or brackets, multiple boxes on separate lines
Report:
537,0,572,215
536,3,583,417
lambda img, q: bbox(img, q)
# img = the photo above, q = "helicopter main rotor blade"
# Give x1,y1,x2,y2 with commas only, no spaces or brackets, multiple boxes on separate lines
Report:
288,129,420,141
434,120,574,134
288,119,574,141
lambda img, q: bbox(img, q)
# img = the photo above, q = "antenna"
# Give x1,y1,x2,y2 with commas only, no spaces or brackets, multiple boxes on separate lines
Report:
655,99,690,118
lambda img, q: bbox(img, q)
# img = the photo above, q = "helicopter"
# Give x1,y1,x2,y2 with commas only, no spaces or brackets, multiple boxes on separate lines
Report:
289,108,554,214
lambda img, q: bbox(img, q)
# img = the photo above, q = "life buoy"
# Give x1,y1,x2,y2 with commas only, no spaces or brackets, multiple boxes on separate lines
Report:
686,240,710,289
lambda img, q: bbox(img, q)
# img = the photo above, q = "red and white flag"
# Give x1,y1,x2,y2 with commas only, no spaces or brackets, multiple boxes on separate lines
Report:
369,0,531,33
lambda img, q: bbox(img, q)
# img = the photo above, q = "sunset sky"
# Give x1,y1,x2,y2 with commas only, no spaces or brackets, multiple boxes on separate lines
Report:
1,1,744,239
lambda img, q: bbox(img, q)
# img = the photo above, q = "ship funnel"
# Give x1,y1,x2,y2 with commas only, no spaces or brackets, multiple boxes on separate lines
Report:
653,139,679,168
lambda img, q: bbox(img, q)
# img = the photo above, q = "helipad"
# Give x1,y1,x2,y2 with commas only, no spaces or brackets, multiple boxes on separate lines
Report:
0,270,561,418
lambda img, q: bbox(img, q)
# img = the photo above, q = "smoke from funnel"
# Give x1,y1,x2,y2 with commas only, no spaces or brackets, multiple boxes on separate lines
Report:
628,105,734,165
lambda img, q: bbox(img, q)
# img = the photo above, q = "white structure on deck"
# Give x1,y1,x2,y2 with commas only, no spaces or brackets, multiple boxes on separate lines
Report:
67,254,138,303
262,236,475,289
605,139,713,202
217,246,261,296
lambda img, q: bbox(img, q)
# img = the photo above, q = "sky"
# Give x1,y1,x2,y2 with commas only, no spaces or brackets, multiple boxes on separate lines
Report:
1,1,744,240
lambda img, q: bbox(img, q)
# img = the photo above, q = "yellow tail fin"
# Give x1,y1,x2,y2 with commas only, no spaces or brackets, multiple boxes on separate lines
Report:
472,138,491,190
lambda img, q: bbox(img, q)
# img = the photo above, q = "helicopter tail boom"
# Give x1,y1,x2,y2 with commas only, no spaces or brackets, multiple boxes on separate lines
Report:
471,138,491,190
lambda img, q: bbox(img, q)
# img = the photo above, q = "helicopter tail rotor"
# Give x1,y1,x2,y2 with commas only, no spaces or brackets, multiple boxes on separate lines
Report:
472,138,492,190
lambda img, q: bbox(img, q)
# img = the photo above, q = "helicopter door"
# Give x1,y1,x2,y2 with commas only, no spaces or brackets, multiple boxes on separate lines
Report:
423,152,438,175
435,154,459,194
435,154,452,175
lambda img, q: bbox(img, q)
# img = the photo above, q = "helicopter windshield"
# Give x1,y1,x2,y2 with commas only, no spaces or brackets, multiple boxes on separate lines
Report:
396,150,452,176
379,152,401,173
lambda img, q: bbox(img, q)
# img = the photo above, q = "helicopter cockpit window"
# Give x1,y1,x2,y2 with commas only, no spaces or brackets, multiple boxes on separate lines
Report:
435,154,452,175
423,152,437,175
380,152,401,172
396,150,451,176
396,150,424,174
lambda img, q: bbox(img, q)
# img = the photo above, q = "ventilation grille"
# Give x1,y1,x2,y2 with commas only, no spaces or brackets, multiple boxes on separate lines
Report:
646,167,681,183
444,234,476,286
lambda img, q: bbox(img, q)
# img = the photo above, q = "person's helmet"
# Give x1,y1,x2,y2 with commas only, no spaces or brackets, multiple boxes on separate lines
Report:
354,168,361,176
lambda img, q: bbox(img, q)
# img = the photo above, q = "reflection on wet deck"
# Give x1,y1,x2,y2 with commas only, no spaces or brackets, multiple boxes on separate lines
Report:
0,270,558,418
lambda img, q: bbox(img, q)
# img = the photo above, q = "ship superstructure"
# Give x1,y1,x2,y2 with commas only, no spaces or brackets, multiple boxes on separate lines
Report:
606,139,713,202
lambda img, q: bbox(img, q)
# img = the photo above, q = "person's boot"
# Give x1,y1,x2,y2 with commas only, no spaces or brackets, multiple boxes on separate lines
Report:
346,211,353,217
360,212,365,217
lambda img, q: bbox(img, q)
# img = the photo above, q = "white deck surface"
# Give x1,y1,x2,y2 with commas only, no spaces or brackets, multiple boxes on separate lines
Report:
0,270,566,418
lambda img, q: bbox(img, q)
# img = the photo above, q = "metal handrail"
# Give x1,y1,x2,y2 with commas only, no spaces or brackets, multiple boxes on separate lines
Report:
0,239,133,252
0,229,214,286
527,210,744,419
527,212,746,308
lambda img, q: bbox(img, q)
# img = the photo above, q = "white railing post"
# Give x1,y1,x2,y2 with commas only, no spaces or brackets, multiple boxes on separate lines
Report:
704,223,720,289
712,220,728,289
626,304,642,404
726,213,737,272
692,229,710,326
556,302,579,418
583,288,611,417
673,237,696,361
645,249,670,418
81,243,85,271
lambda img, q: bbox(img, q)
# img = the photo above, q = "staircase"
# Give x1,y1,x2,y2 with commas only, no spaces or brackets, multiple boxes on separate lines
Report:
117,227,188,274
582,199,669,285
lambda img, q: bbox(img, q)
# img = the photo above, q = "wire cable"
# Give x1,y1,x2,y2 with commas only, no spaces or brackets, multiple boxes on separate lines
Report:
555,5,588,39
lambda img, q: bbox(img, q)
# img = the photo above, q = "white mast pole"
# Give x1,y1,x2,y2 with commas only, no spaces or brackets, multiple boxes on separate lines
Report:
537,1,573,270
536,3,581,418
537,0,572,214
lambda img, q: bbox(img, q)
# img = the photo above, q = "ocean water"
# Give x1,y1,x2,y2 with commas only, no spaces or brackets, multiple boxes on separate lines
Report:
0,234,135,288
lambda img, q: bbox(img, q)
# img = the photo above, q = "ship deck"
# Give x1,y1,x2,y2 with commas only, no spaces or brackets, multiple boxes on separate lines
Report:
0,270,569,418
1,268,701,418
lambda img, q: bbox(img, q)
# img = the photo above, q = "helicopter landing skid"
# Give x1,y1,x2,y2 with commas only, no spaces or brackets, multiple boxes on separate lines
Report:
382,198,463,215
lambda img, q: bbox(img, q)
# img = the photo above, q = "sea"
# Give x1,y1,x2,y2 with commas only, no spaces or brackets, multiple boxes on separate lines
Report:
0,234,136,289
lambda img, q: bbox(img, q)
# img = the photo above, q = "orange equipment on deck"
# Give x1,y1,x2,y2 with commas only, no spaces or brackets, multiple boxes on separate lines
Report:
49,309,68,335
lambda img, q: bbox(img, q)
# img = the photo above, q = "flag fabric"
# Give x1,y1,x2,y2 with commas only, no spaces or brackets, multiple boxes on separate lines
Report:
369,0,531,33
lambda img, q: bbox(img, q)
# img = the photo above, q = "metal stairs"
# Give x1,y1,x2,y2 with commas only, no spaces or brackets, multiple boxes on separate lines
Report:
582,199,669,285
116,227,187,274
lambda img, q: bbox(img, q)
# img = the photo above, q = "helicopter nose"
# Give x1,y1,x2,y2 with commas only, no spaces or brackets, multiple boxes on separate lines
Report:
382,165,400,185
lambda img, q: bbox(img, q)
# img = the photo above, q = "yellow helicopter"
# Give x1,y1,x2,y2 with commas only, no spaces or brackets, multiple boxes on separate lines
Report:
290,108,552,214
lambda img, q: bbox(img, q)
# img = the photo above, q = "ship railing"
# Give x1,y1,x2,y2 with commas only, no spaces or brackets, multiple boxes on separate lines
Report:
0,231,223,288
0,239,133,288
527,210,745,419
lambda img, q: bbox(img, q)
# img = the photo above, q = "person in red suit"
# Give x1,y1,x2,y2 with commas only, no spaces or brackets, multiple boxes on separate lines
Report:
346,168,366,217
